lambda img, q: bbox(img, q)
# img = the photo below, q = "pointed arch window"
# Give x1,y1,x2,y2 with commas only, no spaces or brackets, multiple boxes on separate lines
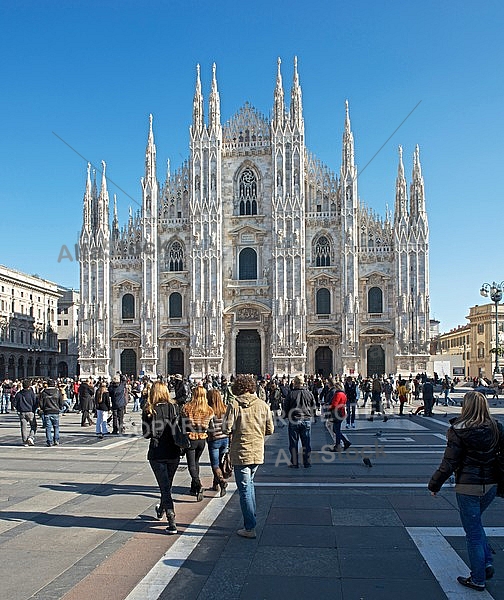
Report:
239,248,257,280
239,168,258,215
166,241,184,272
169,292,182,318
316,288,331,315
368,287,383,314
315,236,331,267
122,294,135,319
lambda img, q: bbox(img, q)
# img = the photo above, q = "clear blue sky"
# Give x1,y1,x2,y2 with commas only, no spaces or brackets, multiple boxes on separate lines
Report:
1,0,503,333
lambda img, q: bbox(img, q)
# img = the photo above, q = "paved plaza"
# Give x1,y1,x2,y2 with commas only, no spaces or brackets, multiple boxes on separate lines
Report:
1,389,504,599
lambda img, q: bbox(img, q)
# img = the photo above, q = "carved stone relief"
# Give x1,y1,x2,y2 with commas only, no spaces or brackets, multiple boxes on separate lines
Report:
236,307,260,321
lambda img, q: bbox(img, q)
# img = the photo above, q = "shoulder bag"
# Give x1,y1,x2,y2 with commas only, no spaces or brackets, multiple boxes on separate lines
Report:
220,448,233,479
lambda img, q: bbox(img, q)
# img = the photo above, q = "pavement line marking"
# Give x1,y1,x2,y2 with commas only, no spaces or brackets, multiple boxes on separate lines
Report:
310,445,445,449
255,482,440,488
366,450,443,454
407,527,495,599
437,527,504,537
0,437,138,451
311,444,444,454
310,450,443,454
124,483,237,600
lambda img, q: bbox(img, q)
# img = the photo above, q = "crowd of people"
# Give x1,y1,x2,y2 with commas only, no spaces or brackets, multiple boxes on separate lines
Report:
4,369,504,591
1,373,133,446
0,370,469,451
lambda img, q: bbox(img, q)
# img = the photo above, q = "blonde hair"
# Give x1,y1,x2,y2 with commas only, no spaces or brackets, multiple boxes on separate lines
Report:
184,385,214,421
188,385,212,411
144,381,174,417
207,388,226,418
455,391,499,440
96,381,108,403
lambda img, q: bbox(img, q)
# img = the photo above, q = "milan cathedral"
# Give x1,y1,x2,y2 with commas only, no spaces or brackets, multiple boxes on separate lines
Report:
78,58,429,379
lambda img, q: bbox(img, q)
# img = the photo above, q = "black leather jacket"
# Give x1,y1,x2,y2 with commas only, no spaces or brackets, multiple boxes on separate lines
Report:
428,418,504,493
283,387,316,421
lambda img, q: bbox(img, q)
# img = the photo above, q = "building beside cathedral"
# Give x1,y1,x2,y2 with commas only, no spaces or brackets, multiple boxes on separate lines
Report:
78,58,430,380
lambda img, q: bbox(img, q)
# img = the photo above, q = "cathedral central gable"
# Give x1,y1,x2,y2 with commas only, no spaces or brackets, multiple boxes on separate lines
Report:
222,102,271,150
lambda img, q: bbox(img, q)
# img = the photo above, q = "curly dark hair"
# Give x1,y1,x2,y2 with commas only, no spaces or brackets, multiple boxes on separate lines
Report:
231,374,257,396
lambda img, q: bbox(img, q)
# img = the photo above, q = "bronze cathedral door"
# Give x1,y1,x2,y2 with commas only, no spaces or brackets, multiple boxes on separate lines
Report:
235,330,261,376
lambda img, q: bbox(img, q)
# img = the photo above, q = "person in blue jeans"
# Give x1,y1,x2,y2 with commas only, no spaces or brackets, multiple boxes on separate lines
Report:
429,391,504,592
39,379,65,446
283,375,316,468
206,388,230,496
223,374,274,538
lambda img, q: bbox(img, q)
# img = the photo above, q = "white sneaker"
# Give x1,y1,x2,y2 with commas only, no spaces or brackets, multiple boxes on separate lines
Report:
27,437,35,446
237,528,256,539
345,424,350,429
351,424,356,428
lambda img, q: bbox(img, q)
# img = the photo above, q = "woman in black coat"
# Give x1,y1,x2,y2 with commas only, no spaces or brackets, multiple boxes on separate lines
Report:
429,391,504,591
142,381,181,534
78,378,95,427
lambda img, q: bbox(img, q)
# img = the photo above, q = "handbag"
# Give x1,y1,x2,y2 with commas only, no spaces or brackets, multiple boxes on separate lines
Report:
220,450,233,479
173,417,191,450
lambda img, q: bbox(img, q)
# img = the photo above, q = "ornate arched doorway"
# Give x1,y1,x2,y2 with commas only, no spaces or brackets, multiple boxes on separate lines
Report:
167,348,184,376
367,345,385,377
120,349,137,378
315,346,333,377
236,330,261,375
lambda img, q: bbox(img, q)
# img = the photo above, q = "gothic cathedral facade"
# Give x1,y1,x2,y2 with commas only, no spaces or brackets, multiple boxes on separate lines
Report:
78,58,430,380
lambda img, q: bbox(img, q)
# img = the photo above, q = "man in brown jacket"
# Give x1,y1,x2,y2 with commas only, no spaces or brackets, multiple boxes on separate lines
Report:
223,374,274,538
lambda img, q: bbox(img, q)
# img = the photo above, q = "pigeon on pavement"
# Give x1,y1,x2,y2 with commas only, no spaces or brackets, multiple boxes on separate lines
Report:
363,457,372,468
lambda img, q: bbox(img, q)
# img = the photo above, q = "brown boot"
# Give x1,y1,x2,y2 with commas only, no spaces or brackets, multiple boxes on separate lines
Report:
211,466,223,492
219,479,228,497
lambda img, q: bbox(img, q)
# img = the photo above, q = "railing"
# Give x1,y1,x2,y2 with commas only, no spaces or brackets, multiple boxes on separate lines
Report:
358,246,392,254
227,278,268,287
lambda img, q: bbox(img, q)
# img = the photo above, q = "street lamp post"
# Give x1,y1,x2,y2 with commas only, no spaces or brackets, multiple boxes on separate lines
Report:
463,340,468,380
480,281,504,378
